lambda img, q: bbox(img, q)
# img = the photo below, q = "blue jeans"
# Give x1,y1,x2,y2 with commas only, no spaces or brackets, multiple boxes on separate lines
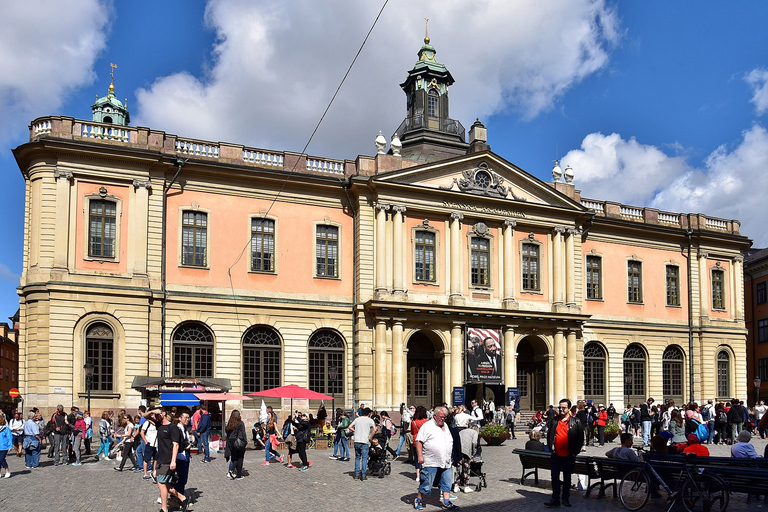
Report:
642,421,651,445
354,442,369,477
338,436,349,459
265,438,280,461
332,432,342,457
396,433,407,455
418,466,453,496
551,454,576,502
136,439,145,468
174,454,190,494
25,441,41,467
199,431,210,461
707,421,715,444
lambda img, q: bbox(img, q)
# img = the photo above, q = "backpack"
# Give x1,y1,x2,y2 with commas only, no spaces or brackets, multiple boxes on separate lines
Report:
621,412,628,423
718,410,728,424
692,420,708,442
42,420,55,438
701,407,710,422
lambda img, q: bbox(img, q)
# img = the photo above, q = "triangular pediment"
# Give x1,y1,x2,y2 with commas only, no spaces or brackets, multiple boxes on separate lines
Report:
373,152,585,211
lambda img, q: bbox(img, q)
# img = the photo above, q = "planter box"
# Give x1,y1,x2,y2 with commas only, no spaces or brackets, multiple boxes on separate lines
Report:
480,433,510,446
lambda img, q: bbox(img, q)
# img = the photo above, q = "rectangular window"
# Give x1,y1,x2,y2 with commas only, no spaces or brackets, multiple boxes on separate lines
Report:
316,225,339,277
759,319,768,344
757,281,767,305
427,93,439,118
585,255,602,299
414,230,436,282
88,200,116,258
251,218,275,272
470,237,490,287
522,243,540,291
172,345,213,379
627,261,643,303
760,358,768,381
717,360,729,398
712,269,725,309
182,211,207,266
666,265,680,306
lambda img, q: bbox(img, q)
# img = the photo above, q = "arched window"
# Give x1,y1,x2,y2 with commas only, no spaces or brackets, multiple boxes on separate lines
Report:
427,88,439,118
308,330,344,399
584,343,606,403
623,344,646,402
172,322,214,378
662,346,684,403
86,323,113,392
243,326,281,393
717,351,730,398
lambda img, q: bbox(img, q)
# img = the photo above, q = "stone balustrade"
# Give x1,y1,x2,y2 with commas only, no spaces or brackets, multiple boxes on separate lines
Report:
27,115,353,177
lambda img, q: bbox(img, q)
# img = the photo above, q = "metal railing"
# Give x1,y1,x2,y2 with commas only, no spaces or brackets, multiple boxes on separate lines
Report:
392,114,465,141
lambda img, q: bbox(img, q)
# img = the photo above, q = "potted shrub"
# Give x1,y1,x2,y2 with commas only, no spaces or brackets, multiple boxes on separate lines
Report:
604,421,620,443
479,423,511,446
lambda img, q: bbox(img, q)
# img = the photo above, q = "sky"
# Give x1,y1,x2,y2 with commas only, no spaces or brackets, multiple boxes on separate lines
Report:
1,0,768,318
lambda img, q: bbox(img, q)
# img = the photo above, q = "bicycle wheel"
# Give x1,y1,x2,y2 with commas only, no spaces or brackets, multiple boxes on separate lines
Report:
619,469,651,511
680,473,729,512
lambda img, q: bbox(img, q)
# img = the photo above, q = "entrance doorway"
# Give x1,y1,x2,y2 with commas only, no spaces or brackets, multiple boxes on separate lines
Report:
406,331,443,407
516,336,548,411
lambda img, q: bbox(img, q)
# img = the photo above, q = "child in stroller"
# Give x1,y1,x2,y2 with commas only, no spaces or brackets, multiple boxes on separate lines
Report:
367,433,391,478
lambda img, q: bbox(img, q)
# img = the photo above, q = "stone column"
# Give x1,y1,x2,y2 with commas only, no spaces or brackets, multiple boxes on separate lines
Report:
392,206,407,293
450,323,464,390
698,251,709,317
391,320,405,407
375,204,390,294
553,227,566,305
503,326,516,390
449,212,465,305
565,229,577,306
733,256,744,320
374,320,387,407
53,170,73,269
503,219,517,308
553,329,566,400
129,179,152,275
566,330,578,400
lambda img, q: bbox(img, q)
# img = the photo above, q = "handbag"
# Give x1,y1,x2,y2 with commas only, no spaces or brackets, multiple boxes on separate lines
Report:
231,436,246,451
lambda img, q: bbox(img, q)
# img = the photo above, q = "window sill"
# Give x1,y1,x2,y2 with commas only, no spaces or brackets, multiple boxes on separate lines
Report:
520,290,543,295
179,264,209,270
77,392,121,400
412,281,439,287
585,297,604,302
83,256,118,264
665,304,682,308
627,302,644,305
249,270,277,275
711,308,727,312
314,275,341,280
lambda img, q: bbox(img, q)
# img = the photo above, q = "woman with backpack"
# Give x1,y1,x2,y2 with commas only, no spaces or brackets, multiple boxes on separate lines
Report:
714,403,729,444
114,414,139,471
330,410,350,461
379,411,397,458
96,411,112,461
394,404,412,460
225,409,247,479
71,412,87,466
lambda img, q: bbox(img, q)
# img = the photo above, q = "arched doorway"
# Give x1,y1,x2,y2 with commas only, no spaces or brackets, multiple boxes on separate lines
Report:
406,331,443,407
516,336,548,411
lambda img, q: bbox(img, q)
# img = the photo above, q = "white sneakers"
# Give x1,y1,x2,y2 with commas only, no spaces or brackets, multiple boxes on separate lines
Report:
3,472,9,478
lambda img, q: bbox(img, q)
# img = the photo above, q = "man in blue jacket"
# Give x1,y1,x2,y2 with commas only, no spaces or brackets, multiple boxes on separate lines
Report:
196,405,212,463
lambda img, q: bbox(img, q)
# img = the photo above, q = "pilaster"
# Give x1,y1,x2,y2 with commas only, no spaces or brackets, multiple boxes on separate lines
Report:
374,203,390,295
128,179,152,276
53,170,73,269
449,212,465,306
392,205,407,294
503,219,518,309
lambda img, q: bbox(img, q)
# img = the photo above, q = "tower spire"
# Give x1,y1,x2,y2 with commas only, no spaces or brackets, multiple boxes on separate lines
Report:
109,63,117,94
424,17,429,44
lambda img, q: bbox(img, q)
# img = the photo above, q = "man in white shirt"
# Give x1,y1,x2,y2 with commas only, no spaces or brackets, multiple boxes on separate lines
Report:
413,406,459,510
756,400,767,439
347,407,375,481
469,400,484,428
453,406,471,430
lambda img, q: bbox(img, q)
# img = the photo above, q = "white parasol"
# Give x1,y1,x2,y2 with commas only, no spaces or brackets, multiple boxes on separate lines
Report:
259,399,268,423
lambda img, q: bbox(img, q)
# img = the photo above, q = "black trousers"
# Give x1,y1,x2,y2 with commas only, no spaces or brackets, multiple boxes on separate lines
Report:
231,449,244,477
118,440,137,469
597,425,605,445
550,454,576,502
296,441,308,467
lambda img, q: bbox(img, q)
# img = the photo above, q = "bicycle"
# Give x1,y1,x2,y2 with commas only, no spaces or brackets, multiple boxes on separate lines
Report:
618,450,729,512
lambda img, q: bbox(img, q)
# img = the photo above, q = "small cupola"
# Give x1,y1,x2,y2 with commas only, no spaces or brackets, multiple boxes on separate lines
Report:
91,63,130,126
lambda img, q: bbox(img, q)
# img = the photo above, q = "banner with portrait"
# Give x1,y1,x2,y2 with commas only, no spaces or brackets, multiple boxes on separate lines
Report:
466,327,502,383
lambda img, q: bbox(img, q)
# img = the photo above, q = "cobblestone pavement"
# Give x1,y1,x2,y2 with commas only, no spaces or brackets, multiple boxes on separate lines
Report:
0,436,765,512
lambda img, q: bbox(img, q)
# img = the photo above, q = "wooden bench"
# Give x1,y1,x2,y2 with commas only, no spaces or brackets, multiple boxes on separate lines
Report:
512,449,600,497
591,457,644,498
705,466,768,503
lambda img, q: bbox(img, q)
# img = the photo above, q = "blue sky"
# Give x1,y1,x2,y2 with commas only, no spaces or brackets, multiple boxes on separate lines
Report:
1,0,768,318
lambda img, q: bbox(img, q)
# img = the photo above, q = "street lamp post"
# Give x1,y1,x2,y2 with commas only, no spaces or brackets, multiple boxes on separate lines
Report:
755,377,761,406
328,365,337,417
624,374,633,409
83,361,95,413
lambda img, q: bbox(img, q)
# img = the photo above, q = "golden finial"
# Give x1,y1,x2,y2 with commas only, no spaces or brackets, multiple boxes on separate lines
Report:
424,17,430,44
108,63,117,94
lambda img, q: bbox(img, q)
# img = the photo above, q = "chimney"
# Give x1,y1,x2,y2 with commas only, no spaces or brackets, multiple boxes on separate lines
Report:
467,118,490,153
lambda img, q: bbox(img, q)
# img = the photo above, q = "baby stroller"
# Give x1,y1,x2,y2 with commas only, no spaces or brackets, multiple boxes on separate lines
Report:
457,428,486,492
368,433,391,478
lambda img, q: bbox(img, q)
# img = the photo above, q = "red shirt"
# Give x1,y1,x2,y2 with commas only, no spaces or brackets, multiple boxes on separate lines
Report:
554,416,571,456
683,443,709,457
412,418,428,439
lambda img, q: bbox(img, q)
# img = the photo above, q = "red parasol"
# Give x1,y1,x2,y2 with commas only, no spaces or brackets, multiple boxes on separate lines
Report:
247,384,335,413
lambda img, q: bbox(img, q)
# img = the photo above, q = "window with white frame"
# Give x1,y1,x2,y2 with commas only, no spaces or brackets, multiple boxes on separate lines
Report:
717,351,730,398
627,261,643,303
414,230,436,282
470,236,490,287
666,265,680,306
712,268,725,310
522,243,540,291
585,255,602,299
88,200,117,258
182,211,207,267
251,218,275,272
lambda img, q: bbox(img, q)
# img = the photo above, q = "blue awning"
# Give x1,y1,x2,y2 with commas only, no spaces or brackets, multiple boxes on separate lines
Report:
160,392,201,407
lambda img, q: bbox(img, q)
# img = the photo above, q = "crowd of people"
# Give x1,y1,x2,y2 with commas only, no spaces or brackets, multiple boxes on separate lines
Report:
3,394,767,511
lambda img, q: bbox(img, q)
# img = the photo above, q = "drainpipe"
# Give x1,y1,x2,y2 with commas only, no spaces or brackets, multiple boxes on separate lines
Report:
160,158,186,378
745,267,757,399
580,212,595,242
342,178,357,408
685,230,695,403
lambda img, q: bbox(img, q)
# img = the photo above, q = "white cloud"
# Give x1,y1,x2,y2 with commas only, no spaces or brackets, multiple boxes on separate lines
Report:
746,68,768,115
0,262,19,285
563,126,768,246
0,0,111,145
135,0,620,157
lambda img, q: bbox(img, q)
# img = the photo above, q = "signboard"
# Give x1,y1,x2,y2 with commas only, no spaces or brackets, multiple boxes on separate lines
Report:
8,388,19,398
507,387,518,406
466,327,503,383
144,377,224,393
453,387,465,406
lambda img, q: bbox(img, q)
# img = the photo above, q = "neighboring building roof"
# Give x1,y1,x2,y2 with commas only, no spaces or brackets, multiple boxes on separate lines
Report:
745,247,768,267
